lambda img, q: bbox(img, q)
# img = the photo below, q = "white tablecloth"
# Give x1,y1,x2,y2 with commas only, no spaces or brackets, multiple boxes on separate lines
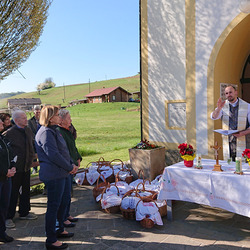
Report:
158,159,250,218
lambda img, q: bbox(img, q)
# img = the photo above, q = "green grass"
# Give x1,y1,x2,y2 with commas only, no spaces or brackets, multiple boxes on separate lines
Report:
68,102,141,167
0,75,140,108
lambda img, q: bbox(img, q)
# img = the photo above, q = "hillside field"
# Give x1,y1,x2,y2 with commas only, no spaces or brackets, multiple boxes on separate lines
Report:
67,102,141,167
0,74,140,108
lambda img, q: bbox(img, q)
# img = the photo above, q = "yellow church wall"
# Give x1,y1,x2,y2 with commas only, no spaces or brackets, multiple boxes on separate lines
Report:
140,0,249,157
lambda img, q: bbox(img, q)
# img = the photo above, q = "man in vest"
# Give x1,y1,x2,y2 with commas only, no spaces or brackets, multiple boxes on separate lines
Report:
211,85,250,161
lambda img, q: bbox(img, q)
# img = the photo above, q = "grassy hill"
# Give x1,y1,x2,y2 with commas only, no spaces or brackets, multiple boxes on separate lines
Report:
0,74,140,108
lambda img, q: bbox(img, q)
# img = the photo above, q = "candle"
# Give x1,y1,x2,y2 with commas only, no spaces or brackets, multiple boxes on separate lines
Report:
235,157,242,173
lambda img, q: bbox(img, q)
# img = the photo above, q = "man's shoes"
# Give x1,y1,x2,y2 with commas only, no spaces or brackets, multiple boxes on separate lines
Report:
19,213,38,220
0,234,14,243
67,217,78,222
63,222,75,228
5,219,15,228
56,232,74,238
45,243,68,249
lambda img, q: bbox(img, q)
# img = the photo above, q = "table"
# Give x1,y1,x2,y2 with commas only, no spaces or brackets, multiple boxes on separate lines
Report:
158,159,250,221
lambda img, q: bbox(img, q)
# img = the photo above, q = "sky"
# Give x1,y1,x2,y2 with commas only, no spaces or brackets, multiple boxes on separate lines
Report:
0,0,140,94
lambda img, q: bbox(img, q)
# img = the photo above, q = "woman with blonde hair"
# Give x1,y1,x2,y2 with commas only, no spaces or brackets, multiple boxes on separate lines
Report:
35,106,78,250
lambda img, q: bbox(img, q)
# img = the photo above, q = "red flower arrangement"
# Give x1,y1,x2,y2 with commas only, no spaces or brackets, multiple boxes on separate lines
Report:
178,143,196,161
242,148,250,164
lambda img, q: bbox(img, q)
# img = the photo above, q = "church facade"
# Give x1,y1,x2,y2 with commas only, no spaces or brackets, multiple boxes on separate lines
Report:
140,0,250,160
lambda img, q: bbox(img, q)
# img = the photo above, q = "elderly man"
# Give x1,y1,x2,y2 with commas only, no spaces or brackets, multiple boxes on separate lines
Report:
3,110,37,228
211,85,250,161
28,105,41,174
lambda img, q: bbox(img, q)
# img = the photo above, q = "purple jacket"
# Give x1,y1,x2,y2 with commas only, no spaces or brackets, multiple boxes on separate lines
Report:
35,125,73,181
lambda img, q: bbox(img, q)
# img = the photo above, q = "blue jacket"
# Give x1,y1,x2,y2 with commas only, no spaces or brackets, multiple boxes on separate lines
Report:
35,125,73,181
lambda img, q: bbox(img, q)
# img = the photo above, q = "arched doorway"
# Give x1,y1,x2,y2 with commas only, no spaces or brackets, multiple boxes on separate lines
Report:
207,14,250,159
241,54,250,102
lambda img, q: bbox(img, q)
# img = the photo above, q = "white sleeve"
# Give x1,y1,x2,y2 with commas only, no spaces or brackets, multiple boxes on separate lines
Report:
210,108,223,120
247,104,250,128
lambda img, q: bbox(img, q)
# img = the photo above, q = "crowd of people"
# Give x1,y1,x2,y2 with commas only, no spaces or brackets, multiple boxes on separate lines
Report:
0,105,81,250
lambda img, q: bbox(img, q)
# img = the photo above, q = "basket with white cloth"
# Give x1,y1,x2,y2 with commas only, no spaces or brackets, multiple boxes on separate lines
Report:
135,199,163,228
98,184,122,213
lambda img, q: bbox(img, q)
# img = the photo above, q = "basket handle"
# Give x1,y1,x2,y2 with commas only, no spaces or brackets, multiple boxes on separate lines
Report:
101,183,120,199
110,158,124,168
138,169,145,181
143,179,151,185
136,182,145,192
96,174,106,187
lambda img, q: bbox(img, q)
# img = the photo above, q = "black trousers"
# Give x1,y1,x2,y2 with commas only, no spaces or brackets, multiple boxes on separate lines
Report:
7,171,31,219
0,178,11,237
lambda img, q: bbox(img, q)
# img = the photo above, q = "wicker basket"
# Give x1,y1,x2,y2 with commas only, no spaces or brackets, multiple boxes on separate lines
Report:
92,174,108,200
136,182,157,201
120,189,140,220
158,201,167,217
136,199,159,229
116,168,133,184
140,217,155,229
100,184,121,214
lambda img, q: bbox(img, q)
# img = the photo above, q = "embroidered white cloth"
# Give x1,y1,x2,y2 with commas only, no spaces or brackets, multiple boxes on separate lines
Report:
100,192,122,209
86,171,100,185
117,171,131,181
99,167,113,181
121,196,141,209
135,200,163,225
75,172,85,185
110,181,132,196
158,159,250,218
129,179,144,188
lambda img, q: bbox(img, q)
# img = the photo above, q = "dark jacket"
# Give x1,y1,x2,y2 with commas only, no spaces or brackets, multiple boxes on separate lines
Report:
2,125,35,173
28,116,39,136
57,126,82,166
0,135,14,181
28,116,40,153
35,125,73,182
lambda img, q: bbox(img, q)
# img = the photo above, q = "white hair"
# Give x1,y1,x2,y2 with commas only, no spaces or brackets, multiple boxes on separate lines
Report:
12,110,26,123
59,109,70,119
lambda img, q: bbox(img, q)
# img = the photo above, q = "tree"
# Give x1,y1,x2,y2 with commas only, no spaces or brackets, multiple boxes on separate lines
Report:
37,77,55,93
0,0,51,80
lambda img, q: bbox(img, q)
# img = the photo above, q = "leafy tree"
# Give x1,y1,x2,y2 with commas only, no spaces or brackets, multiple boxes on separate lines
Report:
0,0,51,80
37,77,55,93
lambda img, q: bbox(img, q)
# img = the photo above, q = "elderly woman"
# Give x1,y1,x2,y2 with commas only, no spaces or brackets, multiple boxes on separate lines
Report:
0,119,16,243
35,106,78,250
0,113,12,132
57,109,82,227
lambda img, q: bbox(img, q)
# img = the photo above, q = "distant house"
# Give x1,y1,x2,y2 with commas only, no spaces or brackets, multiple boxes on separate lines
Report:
68,98,87,106
85,87,131,103
7,98,42,110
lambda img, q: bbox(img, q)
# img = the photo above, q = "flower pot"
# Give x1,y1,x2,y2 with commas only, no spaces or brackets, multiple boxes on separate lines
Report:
129,147,166,180
184,160,193,167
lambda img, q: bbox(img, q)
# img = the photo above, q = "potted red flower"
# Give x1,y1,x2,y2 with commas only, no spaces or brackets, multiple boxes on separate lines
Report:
178,143,196,167
242,148,250,165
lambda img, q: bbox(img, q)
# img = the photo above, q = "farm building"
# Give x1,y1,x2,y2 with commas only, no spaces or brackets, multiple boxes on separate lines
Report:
140,0,250,161
85,86,131,103
7,98,42,110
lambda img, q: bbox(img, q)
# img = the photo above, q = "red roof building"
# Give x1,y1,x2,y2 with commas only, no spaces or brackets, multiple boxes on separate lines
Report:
85,86,131,103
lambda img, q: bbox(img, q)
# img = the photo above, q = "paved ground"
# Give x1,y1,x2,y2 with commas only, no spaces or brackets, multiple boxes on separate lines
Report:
1,185,250,250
